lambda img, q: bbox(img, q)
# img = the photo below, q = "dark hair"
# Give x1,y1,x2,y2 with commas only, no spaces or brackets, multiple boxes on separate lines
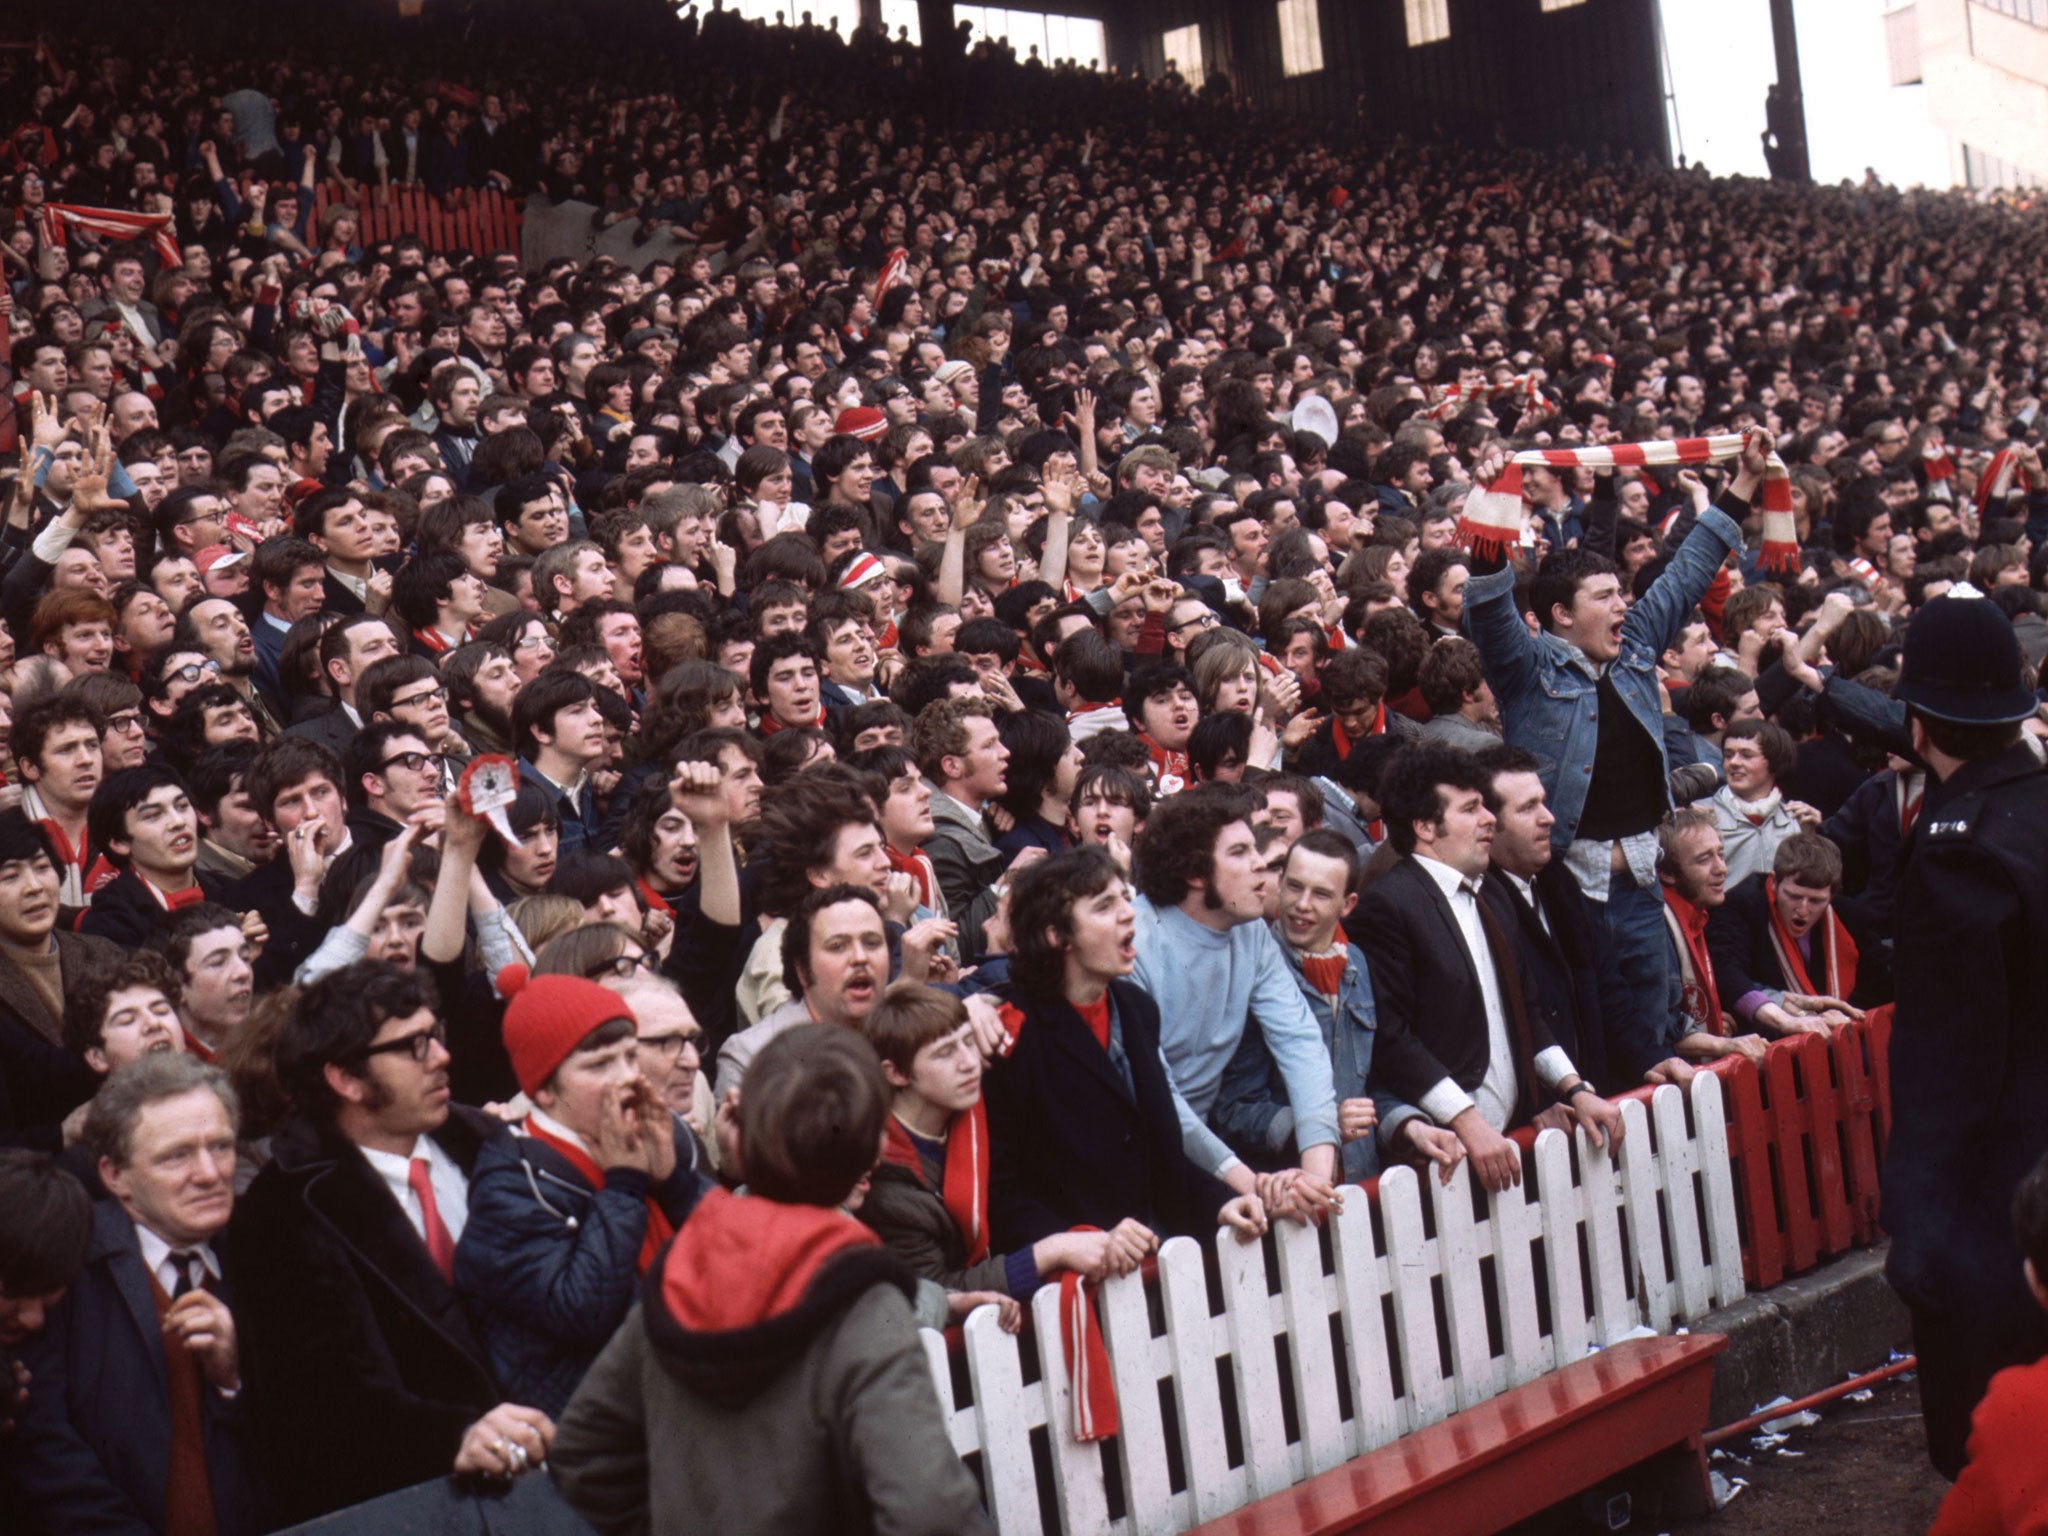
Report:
1417,636,1487,715
187,741,262,822
62,950,185,1057
781,883,885,998
1071,762,1152,825
358,654,439,720
2014,1148,2048,1281
1378,742,1491,856
86,764,192,869
512,668,599,760
739,1024,890,1206
246,737,344,822
1188,711,1254,780
1133,783,1258,907
1008,845,1123,998
1285,826,1362,893
551,850,638,909
277,961,439,1119
12,696,105,772
1320,646,1389,710
1051,628,1122,705
995,709,1073,821
1530,549,1619,634
391,550,470,629
747,632,821,702
147,901,248,980
0,809,59,871
1723,718,1798,782
0,1149,93,1296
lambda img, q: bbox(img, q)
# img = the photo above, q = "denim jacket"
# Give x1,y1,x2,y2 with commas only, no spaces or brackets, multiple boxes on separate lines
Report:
1465,498,1746,851
1212,928,1410,1182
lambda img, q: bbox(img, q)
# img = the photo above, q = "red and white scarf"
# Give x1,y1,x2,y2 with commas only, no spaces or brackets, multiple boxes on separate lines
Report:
36,202,182,270
995,1001,1120,1442
1920,440,1955,504
1428,372,1542,422
1661,885,1725,1037
1460,435,1797,572
1973,445,2034,516
1763,877,1858,1001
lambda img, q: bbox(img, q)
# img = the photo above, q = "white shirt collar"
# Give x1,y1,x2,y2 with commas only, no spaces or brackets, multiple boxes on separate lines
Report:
355,1136,424,1185
1414,851,1483,900
135,1221,221,1289
1500,869,1538,904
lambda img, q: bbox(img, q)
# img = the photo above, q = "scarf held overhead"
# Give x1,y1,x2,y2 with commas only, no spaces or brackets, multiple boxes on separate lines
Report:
1459,434,1795,572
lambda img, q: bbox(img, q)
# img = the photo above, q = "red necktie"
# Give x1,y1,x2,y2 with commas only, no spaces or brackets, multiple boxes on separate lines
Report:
408,1157,456,1282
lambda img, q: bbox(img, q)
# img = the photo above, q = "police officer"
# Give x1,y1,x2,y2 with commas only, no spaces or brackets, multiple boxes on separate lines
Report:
1882,594,2048,1479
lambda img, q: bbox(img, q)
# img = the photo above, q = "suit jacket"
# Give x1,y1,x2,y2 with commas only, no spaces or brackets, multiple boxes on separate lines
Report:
1485,862,1665,1090
0,929,123,1149
6,1201,262,1536
983,979,1232,1251
282,699,363,758
220,856,329,992
1354,854,1561,1122
229,1108,506,1525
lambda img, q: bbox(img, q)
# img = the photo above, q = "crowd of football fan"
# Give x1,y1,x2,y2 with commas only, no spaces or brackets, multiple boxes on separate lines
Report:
4,7,2048,1533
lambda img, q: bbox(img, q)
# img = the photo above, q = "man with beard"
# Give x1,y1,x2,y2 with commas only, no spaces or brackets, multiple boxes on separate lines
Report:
180,595,282,739
445,642,520,759
231,962,544,1525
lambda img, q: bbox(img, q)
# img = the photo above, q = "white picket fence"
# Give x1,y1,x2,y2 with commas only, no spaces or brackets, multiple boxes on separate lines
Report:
922,1073,1745,1536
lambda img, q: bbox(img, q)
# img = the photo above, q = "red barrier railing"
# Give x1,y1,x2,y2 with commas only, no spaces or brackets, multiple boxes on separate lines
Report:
312,184,523,260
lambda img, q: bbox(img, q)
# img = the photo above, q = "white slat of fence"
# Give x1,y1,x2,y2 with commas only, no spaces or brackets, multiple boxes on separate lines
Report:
1693,1073,1747,1305
937,1074,1745,1536
1327,1198,1402,1454
1029,1283,1114,1536
1155,1237,1239,1527
1273,1218,1349,1479
1429,1160,1496,1410
1217,1230,1293,1504
1100,1259,1177,1536
966,1304,1041,1534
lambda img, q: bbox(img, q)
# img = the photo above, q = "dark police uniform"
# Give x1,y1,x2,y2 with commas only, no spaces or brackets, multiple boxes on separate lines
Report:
1879,597,2048,1480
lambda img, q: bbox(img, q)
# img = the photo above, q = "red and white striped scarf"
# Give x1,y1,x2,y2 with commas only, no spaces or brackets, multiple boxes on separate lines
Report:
874,246,910,310
1460,434,1797,572
1920,440,1955,504
1973,445,2033,516
1428,372,1542,422
36,202,182,271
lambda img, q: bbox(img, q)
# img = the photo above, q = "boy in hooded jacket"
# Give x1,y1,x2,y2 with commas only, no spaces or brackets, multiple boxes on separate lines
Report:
549,1022,994,1536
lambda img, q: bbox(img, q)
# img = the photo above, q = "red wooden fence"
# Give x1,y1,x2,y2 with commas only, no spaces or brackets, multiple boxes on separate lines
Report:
1512,1009,1894,1292
311,184,523,260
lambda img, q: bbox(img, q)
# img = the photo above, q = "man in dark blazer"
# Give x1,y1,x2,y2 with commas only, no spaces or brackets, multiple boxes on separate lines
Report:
230,961,551,1525
0,812,122,1150
1476,745,1692,1093
984,846,1266,1254
1356,743,1626,1193
281,612,407,756
7,1053,263,1535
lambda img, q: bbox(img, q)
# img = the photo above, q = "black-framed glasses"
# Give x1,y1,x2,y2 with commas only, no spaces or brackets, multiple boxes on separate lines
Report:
358,1019,447,1065
582,951,658,982
637,1028,703,1061
169,660,221,684
106,711,147,735
379,751,448,776
391,685,448,709
1171,611,1220,634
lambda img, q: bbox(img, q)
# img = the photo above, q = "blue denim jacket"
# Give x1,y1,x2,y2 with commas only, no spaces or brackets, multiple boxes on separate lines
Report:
1212,929,1403,1182
1464,501,1745,851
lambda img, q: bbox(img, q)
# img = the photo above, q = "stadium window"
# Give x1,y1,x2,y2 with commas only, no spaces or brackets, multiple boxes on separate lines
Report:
1162,22,1204,82
954,6,1105,68
878,0,922,42
1404,0,1450,47
714,0,862,37
1278,0,1325,75
1540,0,1588,10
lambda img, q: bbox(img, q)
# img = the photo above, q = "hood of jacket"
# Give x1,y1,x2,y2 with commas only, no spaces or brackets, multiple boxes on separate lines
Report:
643,1186,914,1405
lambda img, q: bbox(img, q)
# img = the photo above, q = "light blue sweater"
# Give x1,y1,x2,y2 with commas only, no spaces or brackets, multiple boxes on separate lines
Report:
1132,897,1341,1174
